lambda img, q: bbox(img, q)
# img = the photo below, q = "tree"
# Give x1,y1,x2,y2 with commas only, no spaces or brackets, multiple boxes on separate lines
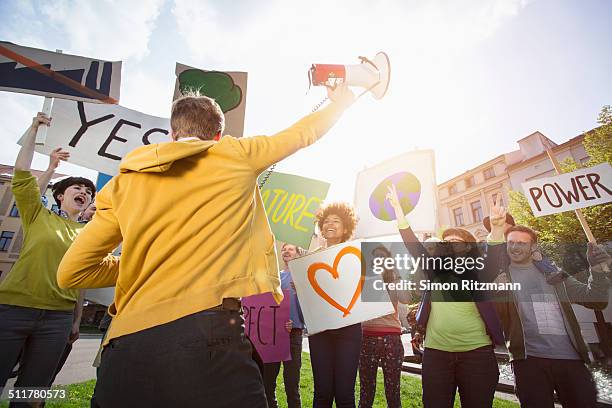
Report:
509,106,612,266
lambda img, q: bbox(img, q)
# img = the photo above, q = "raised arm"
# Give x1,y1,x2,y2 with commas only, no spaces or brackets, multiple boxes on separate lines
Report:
564,243,611,308
386,184,429,259
57,181,122,289
233,84,354,175
15,113,50,172
37,148,70,194
482,194,509,282
488,193,506,243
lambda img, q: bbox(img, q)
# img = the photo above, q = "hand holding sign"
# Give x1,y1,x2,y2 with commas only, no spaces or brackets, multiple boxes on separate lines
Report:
587,243,612,273
32,112,51,129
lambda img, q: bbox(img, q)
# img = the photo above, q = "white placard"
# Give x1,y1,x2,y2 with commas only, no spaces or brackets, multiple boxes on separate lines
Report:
354,150,437,238
289,240,395,335
0,41,121,103
521,163,612,217
21,99,171,175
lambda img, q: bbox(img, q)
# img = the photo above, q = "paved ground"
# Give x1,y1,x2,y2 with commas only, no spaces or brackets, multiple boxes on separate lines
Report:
53,337,101,386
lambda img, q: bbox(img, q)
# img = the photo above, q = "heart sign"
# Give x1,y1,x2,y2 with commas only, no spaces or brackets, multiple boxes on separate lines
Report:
307,246,364,317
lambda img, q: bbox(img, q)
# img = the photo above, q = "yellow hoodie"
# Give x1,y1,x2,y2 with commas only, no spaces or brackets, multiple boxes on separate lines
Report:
57,101,347,345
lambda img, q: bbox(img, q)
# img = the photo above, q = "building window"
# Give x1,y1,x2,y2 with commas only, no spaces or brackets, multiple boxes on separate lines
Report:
449,184,457,195
471,200,483,223
453,207,464,226
484,167,495,180
0,231,14,251
491,193,504,206
465,176,475,188
9,203,19,217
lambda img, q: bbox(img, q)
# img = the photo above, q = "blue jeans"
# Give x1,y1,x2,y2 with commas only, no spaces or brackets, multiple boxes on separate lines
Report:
0,304,73,392
422,346,499,408
91,309,267,408
309,323,362,408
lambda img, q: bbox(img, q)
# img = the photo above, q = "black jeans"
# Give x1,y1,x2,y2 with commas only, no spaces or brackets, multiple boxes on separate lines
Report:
512,357,598,408
91,309,267,408
0,304,73,393
422,346,499,408
263,329,303,408
308,323,362,408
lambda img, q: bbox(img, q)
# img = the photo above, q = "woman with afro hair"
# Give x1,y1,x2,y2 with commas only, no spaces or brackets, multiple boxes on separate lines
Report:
309,201,362,408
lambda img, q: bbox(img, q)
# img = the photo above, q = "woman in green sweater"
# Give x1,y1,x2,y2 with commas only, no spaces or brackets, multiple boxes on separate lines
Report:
0,112,96,394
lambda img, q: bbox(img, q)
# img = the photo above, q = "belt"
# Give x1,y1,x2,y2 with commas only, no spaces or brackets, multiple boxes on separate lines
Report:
207,298,242,312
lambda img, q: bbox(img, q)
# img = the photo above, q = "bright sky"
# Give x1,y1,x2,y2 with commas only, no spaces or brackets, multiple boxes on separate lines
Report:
0,0,610,203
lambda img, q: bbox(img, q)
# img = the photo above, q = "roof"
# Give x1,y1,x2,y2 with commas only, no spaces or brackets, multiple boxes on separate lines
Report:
506,133,586,172
0,164,67,180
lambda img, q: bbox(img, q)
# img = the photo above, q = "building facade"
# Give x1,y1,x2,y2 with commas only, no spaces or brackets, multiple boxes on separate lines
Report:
0,165,65,281
437,131,589,240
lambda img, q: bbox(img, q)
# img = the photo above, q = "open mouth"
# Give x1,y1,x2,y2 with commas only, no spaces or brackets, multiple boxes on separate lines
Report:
74,196,86,205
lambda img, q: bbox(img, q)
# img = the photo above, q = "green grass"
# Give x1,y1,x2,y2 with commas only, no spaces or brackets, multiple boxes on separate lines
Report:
0,381,96,408
1,353,518,407
275,353,518,408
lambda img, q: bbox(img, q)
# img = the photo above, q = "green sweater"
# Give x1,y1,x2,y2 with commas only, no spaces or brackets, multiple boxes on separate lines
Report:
425,300,492,352
0,171,81,310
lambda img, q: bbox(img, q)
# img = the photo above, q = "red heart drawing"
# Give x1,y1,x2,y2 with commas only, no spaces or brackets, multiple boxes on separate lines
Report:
307,246,364,317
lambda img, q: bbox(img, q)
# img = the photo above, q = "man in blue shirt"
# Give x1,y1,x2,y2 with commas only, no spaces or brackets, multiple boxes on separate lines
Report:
263,243,306,408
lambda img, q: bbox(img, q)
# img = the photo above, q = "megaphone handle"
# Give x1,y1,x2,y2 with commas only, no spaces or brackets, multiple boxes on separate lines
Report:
358,56,379,71
356,81,381,99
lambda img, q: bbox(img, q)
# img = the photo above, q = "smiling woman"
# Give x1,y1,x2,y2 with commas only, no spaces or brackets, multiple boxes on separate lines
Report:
309,201,362,407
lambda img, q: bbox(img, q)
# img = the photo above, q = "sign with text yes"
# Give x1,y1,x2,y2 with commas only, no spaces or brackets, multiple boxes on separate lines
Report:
289,241,394,335
30,99,171,175
522,163,612,217
258,172,330,248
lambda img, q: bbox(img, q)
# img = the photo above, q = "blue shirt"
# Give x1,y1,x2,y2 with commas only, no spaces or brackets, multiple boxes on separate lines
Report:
280,270,305,329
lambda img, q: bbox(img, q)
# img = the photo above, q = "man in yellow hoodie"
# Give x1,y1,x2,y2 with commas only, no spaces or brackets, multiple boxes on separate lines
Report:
57,85,354,407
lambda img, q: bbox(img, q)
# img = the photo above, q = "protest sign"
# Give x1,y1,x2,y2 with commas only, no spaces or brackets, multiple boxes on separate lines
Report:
242,290,291,363
258,172,330,248
0,41,121,103
289,241,394,335
522,163,612,217
354,149,437,238
174,63,247,138
21,99,170,175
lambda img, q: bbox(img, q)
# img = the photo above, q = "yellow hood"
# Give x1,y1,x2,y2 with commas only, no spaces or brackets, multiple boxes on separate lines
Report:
119,139,215,173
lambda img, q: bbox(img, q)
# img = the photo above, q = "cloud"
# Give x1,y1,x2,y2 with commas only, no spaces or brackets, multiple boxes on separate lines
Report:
37,0,165,61
172,0,529,66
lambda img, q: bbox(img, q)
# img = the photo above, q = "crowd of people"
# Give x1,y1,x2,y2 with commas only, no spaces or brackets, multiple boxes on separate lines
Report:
0,83,610,408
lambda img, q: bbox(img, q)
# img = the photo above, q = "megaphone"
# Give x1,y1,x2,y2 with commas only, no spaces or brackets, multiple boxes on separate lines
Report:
308,52,391,99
